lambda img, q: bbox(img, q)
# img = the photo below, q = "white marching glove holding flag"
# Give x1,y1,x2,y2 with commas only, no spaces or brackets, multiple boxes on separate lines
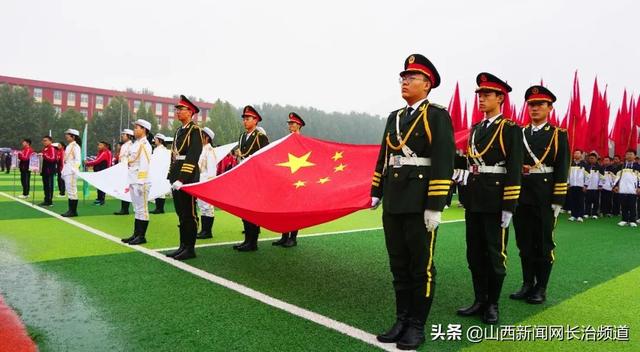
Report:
424,210,442,232
371,197,381,210
171,180,184,191
501,210,513,228
551,204,562,218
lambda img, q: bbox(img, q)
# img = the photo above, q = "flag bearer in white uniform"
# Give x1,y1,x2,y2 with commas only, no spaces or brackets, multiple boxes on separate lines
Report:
150,133,169,214
122,120,153,245
114,129,134,216
196,127,217,239
61,128,82,217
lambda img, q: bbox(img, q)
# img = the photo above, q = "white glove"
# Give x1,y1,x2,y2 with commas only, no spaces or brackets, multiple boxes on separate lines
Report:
424,210,442,232
551,204,562,218
501,211,513,228
371,197,381,210
172,180,184,191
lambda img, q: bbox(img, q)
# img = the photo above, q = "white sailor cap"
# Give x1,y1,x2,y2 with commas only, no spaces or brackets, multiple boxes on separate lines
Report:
64,128,80,137
203,127,215,141
155,133,167,141
121,129,134,136
132,119,151,131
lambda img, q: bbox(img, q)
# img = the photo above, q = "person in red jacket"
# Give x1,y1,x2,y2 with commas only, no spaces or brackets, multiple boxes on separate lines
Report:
17,138,34,198
85,141,113,205
39,136,58,206
55,143,66,197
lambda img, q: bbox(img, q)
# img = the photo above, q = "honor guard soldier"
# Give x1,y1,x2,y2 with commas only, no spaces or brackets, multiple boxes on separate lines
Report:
457,73,523,325
121,119,153,245
370,54,454,350
196,127,217,239
114,129,134,215
166,95,205,260
510,86,569,305
60,129,82,217
273,112,306,248
150,134,170,214
232,105,269,252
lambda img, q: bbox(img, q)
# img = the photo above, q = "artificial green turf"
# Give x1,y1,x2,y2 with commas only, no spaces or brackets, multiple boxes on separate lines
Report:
2,172,638,351
185,216,640,351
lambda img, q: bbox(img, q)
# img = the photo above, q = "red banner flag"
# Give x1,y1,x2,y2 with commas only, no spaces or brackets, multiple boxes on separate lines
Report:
181,134,378,233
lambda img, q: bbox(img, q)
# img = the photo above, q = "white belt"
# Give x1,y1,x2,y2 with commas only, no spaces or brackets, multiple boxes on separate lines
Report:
470,165,507,174
389,155,431,167
526,166,554,174
175,156,186,160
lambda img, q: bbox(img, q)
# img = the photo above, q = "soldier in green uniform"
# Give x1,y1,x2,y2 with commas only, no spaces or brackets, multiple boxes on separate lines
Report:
371,54,454,350
510,85,569,304
165,95,204,261
232,105,269,252
457,73,523,325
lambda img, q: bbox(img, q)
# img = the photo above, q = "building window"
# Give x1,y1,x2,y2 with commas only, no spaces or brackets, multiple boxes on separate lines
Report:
155,102,163,115
133,100,141,112
80,94,89,107
167,104,174,117
95,110,103,117
33,88,43,102
53,90,62,105
54,106,61,115
67,92,76,106
145,101,152,111
80,109,89,119
95,95,104,109
157,116,163,126
168,117,175,126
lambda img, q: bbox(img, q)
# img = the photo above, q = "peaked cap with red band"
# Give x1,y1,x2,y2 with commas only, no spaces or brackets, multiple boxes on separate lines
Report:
475,72,512,95
525,85,556,103
175,95,200,114
241,105,262,122
400,54,441,88
287,112,305,126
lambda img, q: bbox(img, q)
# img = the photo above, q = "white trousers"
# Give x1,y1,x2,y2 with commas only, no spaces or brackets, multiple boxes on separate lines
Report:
197,198,215,217
63,174,78,200
131,183,151,221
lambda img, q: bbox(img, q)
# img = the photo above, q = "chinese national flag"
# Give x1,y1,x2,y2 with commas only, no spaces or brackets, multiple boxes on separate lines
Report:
181,133,379,233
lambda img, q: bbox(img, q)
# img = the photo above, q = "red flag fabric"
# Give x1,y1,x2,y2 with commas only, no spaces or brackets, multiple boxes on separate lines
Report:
448,82,463,132
454,129,470,150
471,96,483,125
181,134,378,233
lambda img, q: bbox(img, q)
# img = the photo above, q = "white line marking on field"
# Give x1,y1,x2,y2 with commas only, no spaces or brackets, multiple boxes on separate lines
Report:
154,219,465,252
1,192,401,352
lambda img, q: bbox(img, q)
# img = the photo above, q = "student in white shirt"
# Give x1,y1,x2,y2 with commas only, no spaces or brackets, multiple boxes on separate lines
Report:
567,150,588,222
613,149,640,226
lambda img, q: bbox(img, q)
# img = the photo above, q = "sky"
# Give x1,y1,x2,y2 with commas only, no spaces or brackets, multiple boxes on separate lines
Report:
2,0,639,120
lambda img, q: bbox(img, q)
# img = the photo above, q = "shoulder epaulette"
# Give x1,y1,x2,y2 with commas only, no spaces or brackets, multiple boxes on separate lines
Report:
429,103,447,110
505,119,517,126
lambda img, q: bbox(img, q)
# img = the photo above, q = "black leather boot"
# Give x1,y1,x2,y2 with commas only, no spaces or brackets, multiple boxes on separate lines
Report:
396,318,425,350
196,216,213,239
482,303,499,325
129,220,148,245
61,199,74,217
376,289,410,343
121,220,138,243
237,230,258,252
150,198,165,214
510,257,535,300
272,233,289,246
457,274,487,316
527,261,552,304
282,230,298,248
113,201,130,215
166,243,185,257
174,246,196,260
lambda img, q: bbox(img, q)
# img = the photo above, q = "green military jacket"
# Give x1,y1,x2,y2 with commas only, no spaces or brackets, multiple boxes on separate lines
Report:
518,123,570,206
371,100,454,214
465,115,523,213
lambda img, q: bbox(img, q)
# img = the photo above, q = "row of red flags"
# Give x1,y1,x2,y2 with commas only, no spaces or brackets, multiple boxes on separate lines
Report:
449,72,640,157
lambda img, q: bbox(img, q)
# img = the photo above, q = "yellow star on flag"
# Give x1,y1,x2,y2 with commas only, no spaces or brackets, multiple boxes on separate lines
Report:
293,180,306,189
277,152,315,174
334,163,347,172
317,177,330,184
331,151,344,161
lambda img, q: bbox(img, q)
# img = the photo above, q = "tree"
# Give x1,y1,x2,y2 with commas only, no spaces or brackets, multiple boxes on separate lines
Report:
88,96,130,154
55,108,85,142
205,99,243,144
0,84,42,147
